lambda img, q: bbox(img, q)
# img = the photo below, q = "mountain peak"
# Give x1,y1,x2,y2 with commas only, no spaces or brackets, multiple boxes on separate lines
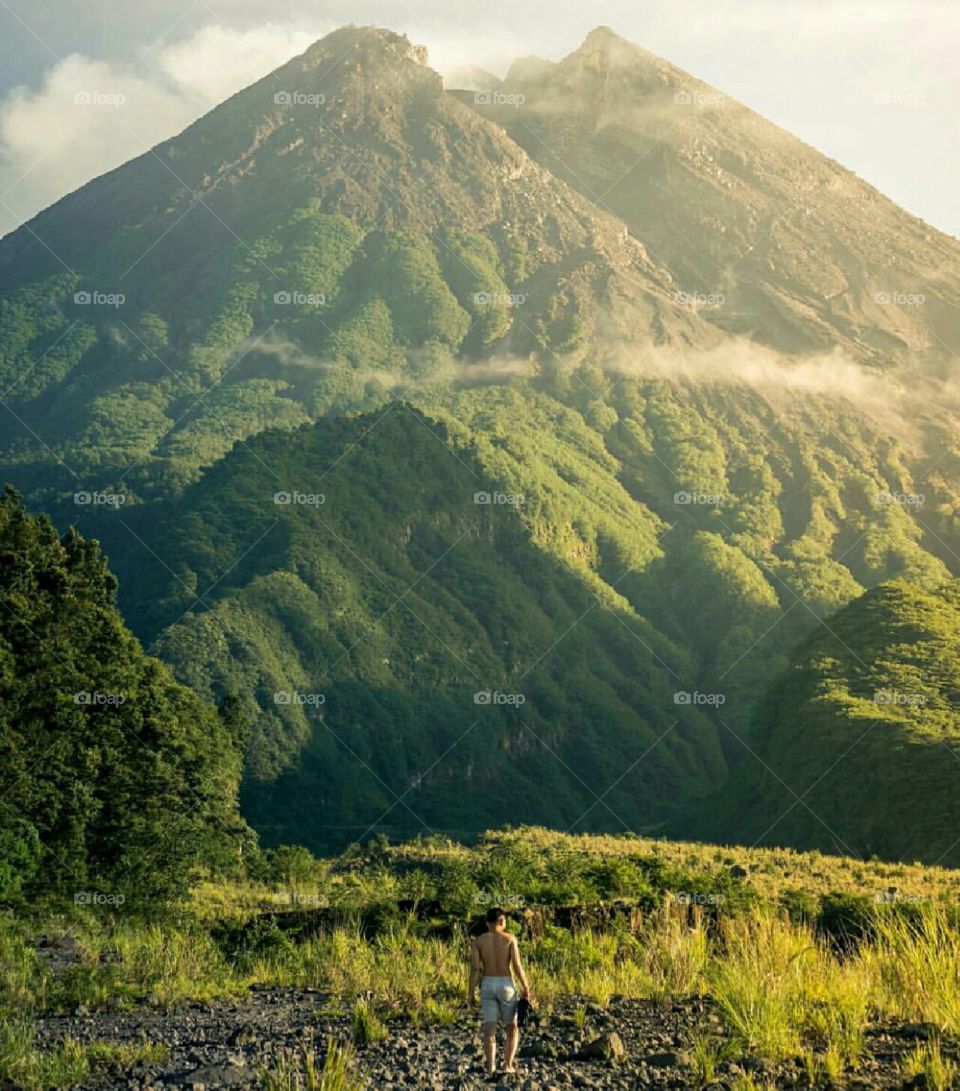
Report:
299,25,429,70
582,25,628,46
504,24,677,92
574,24,669,71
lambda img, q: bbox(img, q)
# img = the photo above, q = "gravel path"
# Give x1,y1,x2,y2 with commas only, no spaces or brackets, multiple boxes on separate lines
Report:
32,983,953,1089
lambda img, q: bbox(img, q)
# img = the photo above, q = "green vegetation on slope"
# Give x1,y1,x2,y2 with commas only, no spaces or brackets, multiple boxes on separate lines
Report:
96,404,722,851
712,579,960,864
74,372,954,857
0,489,250,904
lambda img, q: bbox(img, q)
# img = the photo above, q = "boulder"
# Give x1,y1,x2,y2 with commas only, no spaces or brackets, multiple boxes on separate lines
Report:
575,1032,625,1062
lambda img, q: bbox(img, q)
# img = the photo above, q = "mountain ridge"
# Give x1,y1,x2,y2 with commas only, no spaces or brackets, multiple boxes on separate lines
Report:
466,24,960,367
2,24,960,860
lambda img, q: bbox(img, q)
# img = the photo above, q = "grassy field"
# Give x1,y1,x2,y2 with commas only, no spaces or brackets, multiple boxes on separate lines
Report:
6,827,960,1088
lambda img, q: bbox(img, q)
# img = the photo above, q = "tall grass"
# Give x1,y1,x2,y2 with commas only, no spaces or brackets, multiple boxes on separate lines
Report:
54,921,240,1010
634,905,709,1001
866,907,960,1033
261,1037,367,1091
706,911,871,1066
20,892,960,1085
0,921,51,1016
243,921,465,1019
0,1019,167,1091
899,1041,957,1091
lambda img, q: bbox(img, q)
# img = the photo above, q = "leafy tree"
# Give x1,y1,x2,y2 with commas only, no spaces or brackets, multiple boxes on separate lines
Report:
0,488,250,904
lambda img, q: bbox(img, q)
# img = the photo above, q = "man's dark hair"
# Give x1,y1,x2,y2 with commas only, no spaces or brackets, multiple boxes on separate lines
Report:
485,906,506,925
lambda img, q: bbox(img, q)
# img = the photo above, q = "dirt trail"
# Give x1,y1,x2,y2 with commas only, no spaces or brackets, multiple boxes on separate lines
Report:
32,988,942,1089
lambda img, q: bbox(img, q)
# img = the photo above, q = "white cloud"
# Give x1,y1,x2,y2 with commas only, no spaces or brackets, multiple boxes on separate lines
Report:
0,54,193,231
0,23,329,237
157,23,323,103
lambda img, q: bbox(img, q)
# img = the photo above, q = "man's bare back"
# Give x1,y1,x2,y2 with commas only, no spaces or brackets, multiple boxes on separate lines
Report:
474,930,517,978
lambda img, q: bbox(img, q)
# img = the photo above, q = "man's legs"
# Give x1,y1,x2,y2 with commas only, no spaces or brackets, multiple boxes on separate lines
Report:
503,1021,519,1072
482,1021,497,1075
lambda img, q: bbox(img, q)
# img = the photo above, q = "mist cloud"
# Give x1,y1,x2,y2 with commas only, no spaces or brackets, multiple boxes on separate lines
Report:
0,23,328,237
605,337,960,447
250,338,537,390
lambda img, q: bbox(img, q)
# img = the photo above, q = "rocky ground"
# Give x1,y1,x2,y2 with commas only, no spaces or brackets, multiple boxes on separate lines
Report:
31,986,950,1090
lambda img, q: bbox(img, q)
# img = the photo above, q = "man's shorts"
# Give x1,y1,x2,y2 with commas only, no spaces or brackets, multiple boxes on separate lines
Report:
480,976,518,1025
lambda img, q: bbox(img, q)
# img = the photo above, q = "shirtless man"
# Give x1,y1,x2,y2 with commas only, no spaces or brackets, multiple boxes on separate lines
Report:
468,906,531,1078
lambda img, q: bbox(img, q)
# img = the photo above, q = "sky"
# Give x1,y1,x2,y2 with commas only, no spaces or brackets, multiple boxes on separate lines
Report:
0,0,956,240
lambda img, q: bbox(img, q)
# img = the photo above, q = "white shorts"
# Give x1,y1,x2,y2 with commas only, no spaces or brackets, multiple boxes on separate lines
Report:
480,976,518,1025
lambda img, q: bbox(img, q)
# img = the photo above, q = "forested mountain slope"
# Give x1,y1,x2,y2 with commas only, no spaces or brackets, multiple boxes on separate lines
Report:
2,25,960,856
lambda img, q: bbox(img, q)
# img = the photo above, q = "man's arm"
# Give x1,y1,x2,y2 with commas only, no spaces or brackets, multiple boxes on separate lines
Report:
468,940,480,1007
510,937,530,998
